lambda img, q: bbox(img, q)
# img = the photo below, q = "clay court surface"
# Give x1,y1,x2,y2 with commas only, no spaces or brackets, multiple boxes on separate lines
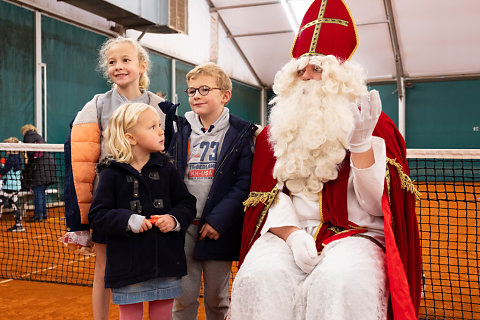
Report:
0,279,208,320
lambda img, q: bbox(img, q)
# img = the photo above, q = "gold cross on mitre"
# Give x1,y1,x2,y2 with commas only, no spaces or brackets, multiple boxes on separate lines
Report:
300,0,350,54
290,0,358,60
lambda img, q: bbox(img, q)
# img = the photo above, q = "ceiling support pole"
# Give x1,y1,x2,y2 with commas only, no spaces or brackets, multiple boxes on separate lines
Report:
34,11,43,137
398,77,406,139
383,0,406,137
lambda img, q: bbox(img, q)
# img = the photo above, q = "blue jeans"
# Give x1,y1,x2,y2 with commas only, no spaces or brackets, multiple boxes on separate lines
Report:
33,185,47,218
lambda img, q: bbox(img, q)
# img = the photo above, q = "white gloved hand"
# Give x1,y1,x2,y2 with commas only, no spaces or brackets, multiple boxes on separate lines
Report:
286,230,321,273
349,90,382,153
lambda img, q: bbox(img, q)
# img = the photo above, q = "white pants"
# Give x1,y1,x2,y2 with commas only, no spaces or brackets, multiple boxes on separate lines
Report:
173,224,232,320
230,232,388,320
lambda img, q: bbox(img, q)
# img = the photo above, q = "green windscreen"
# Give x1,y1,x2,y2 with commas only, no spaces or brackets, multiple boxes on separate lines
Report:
406,80,480,149
229,80,261,124
0,2,34,140
369,84,398,125
42,16,109,144
174,60,194,117
149,52,172,101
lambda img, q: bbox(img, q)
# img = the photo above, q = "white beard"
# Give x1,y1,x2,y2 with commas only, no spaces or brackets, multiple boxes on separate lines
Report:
269,57,366,200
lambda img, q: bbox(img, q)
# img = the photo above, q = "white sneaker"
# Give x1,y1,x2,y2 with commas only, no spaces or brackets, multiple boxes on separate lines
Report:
7,225,25,232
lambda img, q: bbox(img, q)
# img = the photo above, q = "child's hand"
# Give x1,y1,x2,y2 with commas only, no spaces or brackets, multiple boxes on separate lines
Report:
138,218,153,233
199,223,220,240
151,215,176,233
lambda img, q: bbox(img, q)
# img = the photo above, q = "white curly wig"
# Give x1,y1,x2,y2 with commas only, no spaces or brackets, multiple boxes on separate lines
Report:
269,55,367,200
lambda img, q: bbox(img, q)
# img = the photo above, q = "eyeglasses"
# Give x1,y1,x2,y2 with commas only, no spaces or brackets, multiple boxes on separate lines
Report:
185,85,223,97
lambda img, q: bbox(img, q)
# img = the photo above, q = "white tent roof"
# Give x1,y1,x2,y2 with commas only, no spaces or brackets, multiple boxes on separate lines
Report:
209,0,480,87
18,0,480,89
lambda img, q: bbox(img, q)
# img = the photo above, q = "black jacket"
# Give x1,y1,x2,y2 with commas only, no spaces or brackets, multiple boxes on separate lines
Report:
22,130,57,188
88,152,196,288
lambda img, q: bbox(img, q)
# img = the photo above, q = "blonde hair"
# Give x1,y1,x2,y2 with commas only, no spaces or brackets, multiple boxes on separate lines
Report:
3,137,21,155
21,124,37,136
104,102,157,163
186,62,232,92
98,36,151,90
3,137,20,143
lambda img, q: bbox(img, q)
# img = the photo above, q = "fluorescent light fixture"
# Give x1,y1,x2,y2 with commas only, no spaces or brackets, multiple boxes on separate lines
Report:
280,0,299,33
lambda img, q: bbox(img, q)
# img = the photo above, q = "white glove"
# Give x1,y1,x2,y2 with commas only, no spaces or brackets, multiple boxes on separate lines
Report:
349,90,382,153
286,230,321,273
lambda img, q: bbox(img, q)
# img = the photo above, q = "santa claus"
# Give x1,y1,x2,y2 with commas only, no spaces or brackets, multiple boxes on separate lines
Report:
229,0,422,319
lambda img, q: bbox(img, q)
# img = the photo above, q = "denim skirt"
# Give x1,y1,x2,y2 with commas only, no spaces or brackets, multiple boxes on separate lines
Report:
112,276,182,305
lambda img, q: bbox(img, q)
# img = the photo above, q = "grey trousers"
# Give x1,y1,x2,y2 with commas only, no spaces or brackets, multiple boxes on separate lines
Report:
173,224,232,320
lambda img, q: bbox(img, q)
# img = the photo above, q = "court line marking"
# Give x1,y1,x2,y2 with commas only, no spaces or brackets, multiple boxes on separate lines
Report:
19,255,94,279
9,233,54,244
0,279,13,284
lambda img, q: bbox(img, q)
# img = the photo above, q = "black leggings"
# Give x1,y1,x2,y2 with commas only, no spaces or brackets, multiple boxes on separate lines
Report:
0,190,21,225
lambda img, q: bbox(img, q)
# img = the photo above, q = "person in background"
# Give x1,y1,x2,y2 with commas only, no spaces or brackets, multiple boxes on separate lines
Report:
61,36,170,319
0,137,24,232
229,0,422,319
21,124,57,223
89,102,196,320
159,62,257,320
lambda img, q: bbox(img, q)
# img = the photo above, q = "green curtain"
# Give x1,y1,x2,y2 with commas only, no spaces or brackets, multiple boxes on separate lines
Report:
229,80,261,124
405,80,480,149
149,52,172,101
0,2,34,140
42,16,109,144
175,60,194,117
369,84,398,126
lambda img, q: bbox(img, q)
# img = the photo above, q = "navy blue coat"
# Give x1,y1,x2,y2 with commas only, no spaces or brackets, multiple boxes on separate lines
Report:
88,152,196,288
160,101,257,261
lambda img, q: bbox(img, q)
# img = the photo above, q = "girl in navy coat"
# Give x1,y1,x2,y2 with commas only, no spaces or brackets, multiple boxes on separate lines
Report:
88,102,196,320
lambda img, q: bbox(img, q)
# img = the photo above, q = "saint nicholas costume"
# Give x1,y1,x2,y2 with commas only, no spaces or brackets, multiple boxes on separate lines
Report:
230,1,422,319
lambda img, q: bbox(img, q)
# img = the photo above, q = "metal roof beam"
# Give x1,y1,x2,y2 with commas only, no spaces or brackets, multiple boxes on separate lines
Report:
210,1,279,12
383,0,404,97
228,30,293,38
368,73,480,85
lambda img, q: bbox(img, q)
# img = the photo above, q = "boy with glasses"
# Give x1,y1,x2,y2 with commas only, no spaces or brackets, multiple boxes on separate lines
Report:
160,62,257,320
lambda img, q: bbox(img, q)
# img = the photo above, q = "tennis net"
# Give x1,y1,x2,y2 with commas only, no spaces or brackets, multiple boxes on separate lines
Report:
0,142,94,286
409,149,480,320
0,143,479,319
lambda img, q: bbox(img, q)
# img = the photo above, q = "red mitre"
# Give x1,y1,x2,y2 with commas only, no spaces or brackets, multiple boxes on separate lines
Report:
291,0,359,61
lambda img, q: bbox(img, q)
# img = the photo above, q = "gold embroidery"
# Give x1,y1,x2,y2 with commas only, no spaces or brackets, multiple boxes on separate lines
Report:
314,192,323,253
385,163,391,202
243,188,279,210
313,192,323,243
386,157,421,200
243,187,280,247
